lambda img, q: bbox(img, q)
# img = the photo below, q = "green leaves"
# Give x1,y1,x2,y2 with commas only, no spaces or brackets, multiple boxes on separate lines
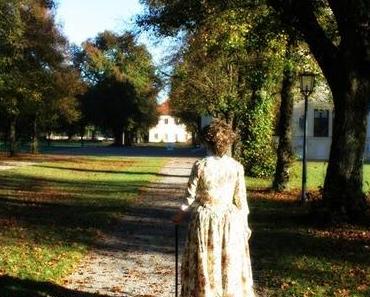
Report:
75,31,160,145
0,0,83,153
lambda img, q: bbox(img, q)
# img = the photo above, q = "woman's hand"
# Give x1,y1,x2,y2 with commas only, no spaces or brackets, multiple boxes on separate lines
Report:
172,210,186,224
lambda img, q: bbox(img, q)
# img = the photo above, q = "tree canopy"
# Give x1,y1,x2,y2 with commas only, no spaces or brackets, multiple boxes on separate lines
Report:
74,31,160,146
139,0,370,220
0,0,83,154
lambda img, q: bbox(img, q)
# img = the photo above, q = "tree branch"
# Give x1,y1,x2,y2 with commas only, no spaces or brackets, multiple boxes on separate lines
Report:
268,0,339,82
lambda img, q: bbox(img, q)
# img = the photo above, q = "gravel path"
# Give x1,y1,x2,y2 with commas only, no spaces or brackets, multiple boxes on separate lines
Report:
64,157,197,297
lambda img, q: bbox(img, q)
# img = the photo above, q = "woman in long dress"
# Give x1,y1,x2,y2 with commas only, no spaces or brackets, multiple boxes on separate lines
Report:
173,119,255,297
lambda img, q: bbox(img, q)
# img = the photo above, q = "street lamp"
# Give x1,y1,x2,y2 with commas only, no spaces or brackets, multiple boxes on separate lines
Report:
299,72,315,203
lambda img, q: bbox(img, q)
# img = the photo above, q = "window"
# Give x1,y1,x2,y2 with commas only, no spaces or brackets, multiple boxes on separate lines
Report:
154,133,158,139
314,109,329,137
175,118,181,125
164,118,169,124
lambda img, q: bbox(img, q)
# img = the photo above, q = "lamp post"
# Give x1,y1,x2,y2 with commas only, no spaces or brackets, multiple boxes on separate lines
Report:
299,72,315,203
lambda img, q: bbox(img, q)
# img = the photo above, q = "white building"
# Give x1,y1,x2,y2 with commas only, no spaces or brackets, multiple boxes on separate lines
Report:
149,101,192,143
200,100,370,160
292,100,370,160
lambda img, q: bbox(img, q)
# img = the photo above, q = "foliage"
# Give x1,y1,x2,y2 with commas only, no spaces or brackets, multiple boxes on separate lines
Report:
240,90,277,177
74,31,160,146
0,0,83,154
140,0,370,218
43,66,86,134
166,7,285,176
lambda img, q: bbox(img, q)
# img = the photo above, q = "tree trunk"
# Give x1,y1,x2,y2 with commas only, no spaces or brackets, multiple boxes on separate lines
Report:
112,128,124,146
322,73,369,220
267,0,370,220
273,40,295,191
9,116,17,157
191,131,197,146
91,127,97,141
47,131,51,147
30,118,38,154
80,125,85,147
124,130,132,147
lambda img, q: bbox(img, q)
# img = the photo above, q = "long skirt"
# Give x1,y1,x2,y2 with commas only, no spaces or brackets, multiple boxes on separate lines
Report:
181,204,255,297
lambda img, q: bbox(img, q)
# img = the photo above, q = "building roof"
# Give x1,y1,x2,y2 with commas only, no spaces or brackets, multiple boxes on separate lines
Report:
157,101,171,115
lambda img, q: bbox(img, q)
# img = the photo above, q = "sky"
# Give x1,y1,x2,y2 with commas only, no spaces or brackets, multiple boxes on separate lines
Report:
56,0,142,45
55,0,175,100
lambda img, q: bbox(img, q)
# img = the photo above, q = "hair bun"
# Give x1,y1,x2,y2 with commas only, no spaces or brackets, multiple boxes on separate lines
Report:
201,119,236,156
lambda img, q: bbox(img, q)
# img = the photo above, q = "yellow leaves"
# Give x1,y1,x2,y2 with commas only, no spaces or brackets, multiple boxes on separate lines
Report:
303,288,316,297
334,288,351,297
357,284,368,292
280,281,290,290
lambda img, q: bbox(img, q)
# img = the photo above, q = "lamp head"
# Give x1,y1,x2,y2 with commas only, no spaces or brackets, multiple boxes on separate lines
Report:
299,72,315,96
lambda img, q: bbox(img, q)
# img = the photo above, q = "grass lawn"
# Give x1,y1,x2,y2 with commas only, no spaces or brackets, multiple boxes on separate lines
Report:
246,161,370,297
0,140,113,154
0,156,369,297
247,161,370,193
0,154,166,284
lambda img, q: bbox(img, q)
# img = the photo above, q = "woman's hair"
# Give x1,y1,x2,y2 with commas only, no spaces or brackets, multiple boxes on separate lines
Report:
201,119,236,156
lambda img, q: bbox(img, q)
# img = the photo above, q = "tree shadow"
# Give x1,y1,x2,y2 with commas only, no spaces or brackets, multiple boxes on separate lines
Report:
0,166,188,251
45,145,206,157
248,197,370,294
32,164,191,178
0,275,112,297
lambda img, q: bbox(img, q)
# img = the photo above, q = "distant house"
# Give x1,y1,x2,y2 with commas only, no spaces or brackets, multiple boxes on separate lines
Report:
149,101,192,143
292,100,370,160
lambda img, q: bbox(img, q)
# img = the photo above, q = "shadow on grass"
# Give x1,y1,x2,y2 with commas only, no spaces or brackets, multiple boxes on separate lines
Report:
0,275,111,297
41,145,205,158
32,164,191,178
0,168,187,251
248,196,370,296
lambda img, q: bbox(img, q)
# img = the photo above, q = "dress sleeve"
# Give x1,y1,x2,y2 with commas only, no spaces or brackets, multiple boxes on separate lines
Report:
180,160,201,211
233,164,249,214
233,163,252,238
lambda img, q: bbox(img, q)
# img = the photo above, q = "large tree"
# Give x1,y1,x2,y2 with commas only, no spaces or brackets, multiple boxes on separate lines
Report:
0,0,77,154
267,0,370,219
139,0,370,219
161,6,284,176
75,31,160,146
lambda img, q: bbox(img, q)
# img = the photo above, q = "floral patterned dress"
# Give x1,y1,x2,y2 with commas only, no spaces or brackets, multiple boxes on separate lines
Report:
181,155,255,297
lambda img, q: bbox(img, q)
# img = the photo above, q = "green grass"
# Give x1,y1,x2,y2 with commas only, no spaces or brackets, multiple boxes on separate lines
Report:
0,155,166,283
0,140,112,154
246,161,370,297
1,156,369,297
249,195,370,297
247,161,370,193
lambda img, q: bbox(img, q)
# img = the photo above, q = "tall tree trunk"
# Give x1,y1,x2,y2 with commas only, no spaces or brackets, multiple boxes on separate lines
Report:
322,73,369,220
124,130,132,147
47,131,51,147
112,128,124,146
80,125,85,147
191,131,197,146
9,116,17,157
91,127,97,141
273,40,295,191
30,117,38,154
